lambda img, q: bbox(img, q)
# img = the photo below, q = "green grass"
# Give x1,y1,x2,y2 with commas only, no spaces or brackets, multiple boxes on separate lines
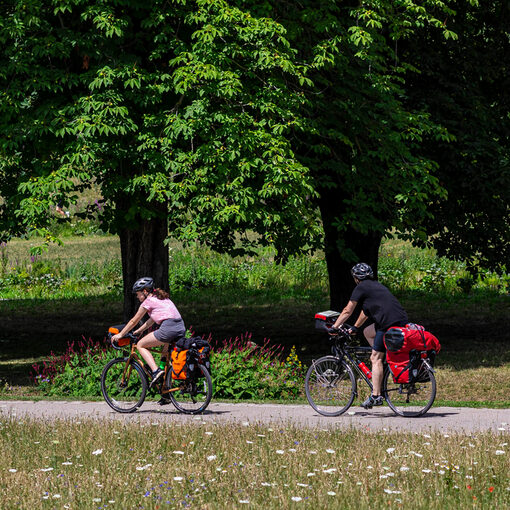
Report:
0,236,121,299
1,418,509,509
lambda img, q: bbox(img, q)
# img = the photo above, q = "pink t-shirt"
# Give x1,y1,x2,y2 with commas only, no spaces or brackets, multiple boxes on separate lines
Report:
141,295,181,324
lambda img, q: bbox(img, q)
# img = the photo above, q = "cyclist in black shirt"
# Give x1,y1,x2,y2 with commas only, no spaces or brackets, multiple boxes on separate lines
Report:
332,263,408,409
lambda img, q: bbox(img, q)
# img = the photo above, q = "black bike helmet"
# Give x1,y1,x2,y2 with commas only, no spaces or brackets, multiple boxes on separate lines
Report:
132,277,154,293
351,263,374,280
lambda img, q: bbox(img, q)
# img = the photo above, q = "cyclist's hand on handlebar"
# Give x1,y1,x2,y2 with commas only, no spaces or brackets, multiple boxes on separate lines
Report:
329,324,358,336
346,325,359,336
111,333,121,343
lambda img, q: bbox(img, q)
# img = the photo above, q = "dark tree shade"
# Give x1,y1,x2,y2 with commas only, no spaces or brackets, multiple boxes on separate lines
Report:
402,1,510,270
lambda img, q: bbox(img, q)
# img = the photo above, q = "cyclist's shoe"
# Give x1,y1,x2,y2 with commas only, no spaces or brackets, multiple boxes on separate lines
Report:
157,396,171,406
149,368,164,388
362,394,384,409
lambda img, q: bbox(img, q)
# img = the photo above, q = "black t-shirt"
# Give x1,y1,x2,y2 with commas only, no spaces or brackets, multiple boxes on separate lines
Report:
350,279,408,331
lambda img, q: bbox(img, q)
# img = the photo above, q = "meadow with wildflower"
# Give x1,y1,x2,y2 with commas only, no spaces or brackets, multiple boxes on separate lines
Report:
1,235,509,302
1,418,509,509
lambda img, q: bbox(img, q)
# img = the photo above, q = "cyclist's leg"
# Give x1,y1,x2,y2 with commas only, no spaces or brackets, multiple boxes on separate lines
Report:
137,333,166,372
363,324,384,394
363,323,376,348
371,350,385,395
371,329,386,395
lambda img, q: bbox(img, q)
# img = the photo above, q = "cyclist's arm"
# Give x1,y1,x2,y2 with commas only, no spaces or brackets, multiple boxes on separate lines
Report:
134,318,155,335
112,306,147,341
332,300,357,329
353,310,368,329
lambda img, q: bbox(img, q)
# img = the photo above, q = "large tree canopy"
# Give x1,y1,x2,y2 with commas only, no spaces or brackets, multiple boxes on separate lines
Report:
243,0,508,305
241,0,458,305
0,0,320,314
0,0,318,243
1,0,507,314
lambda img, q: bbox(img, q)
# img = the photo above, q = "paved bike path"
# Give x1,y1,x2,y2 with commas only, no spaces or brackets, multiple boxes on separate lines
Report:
1,400,509,434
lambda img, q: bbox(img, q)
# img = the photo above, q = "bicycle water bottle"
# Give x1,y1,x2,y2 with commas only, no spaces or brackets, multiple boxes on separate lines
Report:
358,362,372,379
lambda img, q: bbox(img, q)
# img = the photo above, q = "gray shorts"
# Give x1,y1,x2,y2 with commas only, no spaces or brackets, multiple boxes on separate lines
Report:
154,318,186,343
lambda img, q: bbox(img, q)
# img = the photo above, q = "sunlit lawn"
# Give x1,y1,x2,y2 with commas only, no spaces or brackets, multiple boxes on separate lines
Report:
1,419,509,509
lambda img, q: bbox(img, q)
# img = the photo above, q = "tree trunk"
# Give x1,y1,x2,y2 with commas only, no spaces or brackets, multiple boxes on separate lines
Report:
318,188,383,313
119,215,169,320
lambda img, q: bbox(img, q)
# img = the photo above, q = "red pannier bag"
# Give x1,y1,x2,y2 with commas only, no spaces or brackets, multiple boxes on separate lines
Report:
384,324,441,383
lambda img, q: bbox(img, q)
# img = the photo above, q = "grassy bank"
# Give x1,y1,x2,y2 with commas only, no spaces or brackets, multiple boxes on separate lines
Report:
1,418,509,509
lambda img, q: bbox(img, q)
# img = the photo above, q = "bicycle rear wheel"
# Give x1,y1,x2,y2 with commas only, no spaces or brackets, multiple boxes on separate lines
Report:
383,365,436,417
101,357,148,413
305,356,356,416
165,364,213,414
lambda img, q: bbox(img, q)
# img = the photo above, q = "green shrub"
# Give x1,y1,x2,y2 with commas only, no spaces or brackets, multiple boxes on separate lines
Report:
210,337,304,400
32,334,306,401
32,337,116,397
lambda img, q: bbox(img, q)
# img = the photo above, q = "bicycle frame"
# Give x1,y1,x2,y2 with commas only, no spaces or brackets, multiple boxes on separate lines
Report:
330,337,374,395
116,335,182,397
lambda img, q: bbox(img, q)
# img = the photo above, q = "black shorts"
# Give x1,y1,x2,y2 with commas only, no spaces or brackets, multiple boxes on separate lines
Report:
373,330,387,353
373,322,408,353
153,318,185,343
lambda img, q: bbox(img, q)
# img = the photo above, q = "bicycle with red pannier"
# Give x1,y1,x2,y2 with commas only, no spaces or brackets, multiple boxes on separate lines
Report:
305,311,441,417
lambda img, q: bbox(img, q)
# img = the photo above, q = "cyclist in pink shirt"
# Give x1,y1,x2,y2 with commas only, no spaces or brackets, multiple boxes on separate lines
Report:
111,277,185,388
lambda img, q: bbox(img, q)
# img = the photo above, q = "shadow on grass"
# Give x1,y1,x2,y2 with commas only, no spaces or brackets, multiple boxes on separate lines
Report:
0,288,509,387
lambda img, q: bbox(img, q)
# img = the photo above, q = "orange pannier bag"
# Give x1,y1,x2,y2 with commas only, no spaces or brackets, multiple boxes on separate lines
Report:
108,326,130,347
171,348,188,380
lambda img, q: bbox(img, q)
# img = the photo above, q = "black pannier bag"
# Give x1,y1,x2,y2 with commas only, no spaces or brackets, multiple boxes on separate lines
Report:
384,327,406,352
174,336,211,378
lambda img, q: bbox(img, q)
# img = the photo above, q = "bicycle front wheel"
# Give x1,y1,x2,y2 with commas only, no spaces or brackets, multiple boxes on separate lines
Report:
101,357,148,413
305,356,356,416
383,365,436,417
166,365,213,414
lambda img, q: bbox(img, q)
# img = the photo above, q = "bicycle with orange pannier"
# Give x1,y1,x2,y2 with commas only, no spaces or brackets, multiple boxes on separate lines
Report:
100,326,212,414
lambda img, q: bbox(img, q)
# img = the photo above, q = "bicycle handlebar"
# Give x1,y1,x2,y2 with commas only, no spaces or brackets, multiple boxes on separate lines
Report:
327,324,356,338
109,331,140,350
